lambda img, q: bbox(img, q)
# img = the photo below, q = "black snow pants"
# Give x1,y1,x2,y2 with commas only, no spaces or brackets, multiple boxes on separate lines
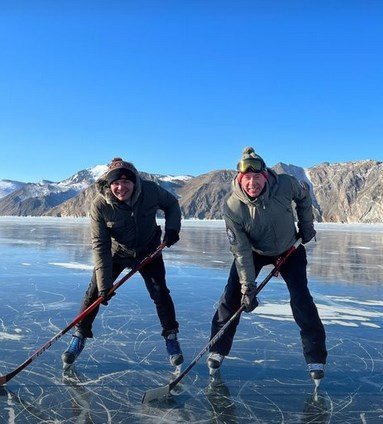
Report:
76,253,179,338
209,245,327,364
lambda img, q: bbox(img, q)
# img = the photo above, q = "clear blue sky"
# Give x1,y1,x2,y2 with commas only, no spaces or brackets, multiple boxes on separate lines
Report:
1,1,382,182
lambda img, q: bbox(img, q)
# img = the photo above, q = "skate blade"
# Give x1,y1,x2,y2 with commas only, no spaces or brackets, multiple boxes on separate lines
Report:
169,365,182,383
207,369,222,393
62,361,75,372
313,378,321,389
173,365,182,375
208,367,221,377
168,365,183,396
169,385,183,396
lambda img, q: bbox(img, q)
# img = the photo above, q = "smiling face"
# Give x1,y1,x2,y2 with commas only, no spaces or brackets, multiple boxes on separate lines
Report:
239,172,267,198
110,179,135,201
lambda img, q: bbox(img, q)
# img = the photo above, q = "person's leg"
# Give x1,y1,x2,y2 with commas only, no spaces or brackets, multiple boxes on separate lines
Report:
208,254,268,371
62,262,125,367
76,263,126,337
209,261,242,357
139,254,179,335
279,245,327,365
139,254,182,365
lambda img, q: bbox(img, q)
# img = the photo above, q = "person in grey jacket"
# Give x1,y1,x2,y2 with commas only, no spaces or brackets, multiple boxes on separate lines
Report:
62,157,183,369
207,147,327,382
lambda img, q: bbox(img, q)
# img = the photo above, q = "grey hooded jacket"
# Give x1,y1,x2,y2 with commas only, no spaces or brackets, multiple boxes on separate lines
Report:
224,169,314,289
90,173,181,292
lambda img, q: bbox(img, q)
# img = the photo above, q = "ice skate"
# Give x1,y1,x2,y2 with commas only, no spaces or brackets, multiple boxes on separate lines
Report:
308,363,324,388
165,331,184,367
207,352,225,376
62,332,86,370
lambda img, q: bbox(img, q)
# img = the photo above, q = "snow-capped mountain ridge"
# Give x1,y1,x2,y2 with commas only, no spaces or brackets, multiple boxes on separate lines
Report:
0,165,194,217
0,180,26,199
0,160,382,223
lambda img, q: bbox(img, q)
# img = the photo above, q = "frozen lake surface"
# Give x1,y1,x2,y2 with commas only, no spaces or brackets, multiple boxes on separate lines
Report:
0,217,382,423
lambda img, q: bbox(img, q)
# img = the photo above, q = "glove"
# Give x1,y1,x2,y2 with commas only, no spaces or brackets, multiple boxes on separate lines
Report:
298,223,316,244
241,284,259,313
98,289,116,306
163,229,180,248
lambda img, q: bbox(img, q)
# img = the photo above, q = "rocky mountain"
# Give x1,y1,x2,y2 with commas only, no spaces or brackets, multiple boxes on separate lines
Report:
0,182,79,216
45,170,234,219
46,184,99,217
0,166,109,217
0,166,192,217
307,160,383,223
0,160,382,223
177,170,236,219
271,163,321,220
0,180,26,199
45,171,191,217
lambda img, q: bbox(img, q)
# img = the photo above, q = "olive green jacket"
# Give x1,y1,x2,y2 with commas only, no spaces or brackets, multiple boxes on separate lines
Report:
90,175,181,291
224,169,314,288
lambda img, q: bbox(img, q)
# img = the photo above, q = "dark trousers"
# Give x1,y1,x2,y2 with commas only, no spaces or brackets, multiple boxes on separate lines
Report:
76,254,179,338
210,245,327,364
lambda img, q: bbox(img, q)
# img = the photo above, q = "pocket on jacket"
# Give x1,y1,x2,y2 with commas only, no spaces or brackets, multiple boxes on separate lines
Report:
141,206,157,218
114,243,137,258
273,197,293,213
106,219,125,229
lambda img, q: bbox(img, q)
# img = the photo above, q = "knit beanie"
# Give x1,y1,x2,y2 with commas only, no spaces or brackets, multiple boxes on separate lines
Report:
106,157,137,185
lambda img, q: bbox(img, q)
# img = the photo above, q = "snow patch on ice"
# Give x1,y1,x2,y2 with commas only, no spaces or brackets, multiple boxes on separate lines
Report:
49,262,93,271
226,355,244,362
323,320,359,327
253,359,278,364
361,322,380,328
254,299,382,328
327,296,383,307
0,238,40,245
0,331,23,341
43,302,78,311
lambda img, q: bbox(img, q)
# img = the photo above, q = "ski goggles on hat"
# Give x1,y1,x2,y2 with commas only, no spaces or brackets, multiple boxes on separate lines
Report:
237,157,265,173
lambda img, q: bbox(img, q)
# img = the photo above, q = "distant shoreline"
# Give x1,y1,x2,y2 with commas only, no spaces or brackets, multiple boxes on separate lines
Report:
0,216,383,232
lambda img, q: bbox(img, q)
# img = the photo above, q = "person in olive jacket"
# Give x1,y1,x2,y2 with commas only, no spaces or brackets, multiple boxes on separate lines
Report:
62,157,183,369
207,147,327,382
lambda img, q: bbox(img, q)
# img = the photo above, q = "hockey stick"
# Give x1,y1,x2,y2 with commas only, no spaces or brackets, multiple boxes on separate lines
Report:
142,239,302,403
0,243,166,386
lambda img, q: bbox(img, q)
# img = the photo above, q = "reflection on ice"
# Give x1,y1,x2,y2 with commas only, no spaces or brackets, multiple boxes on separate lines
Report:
0,218,382,423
